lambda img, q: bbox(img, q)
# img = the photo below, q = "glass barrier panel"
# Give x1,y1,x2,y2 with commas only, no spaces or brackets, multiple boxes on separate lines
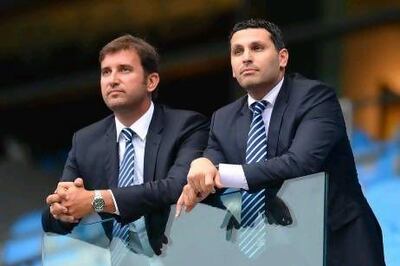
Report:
43,172,327,266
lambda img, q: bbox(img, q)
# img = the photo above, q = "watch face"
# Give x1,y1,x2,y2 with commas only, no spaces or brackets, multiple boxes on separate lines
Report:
93,198,105,212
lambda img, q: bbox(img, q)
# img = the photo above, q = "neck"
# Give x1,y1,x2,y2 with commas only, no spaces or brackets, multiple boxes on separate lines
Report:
247,72,284,100
248,87,270,100
114,99,151,127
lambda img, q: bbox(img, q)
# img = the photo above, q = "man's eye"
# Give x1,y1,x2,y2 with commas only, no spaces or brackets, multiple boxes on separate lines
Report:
121,67,131,73
253,45,263,51
232,49,243,55
101,69,110,76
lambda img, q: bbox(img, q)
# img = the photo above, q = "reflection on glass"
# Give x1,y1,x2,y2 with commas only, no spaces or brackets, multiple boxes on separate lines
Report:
43,172,327,266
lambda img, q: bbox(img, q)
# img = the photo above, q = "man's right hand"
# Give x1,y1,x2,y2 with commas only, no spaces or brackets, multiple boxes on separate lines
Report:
46,178,84,223
187,157,221,195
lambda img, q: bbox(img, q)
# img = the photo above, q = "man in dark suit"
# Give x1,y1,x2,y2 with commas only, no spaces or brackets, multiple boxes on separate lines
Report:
177,19,385,265
42,34,209,257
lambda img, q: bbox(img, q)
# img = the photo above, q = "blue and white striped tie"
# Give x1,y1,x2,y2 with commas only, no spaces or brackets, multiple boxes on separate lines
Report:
111,127,135,265
239,100,268,259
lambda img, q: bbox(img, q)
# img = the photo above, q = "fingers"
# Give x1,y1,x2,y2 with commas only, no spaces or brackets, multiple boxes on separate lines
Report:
47,178,86,223
175,185,200,218
187,171,202,195
46,193,60,205
187,157,218,194
204,173,216,194
57,189,69,201
55,213,79,223
175,193,185,218
184,185,198,212
46,193,69,205
51,178,84,202
187,158,208,193
57,181,75,191
185,200,197,212
47,191,69,220
187,171,216,195
50,202,68,216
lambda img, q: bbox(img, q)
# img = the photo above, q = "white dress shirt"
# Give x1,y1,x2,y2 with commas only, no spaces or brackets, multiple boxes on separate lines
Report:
219,77,284,190
111,101,157,258
115,103,154,186
109,102,154,213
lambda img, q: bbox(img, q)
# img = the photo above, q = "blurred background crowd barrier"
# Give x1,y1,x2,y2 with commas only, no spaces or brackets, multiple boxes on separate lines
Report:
0,1,399,265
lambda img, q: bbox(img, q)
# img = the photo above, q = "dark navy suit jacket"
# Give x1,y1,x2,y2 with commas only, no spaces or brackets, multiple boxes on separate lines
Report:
42,104,209,255
203,73,385,266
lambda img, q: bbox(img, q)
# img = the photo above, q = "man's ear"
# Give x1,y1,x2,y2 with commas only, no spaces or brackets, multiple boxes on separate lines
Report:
146,73,160,93
278,48,289,68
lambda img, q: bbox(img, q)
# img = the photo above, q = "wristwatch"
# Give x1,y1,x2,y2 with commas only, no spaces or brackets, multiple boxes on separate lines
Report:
92,190,105,212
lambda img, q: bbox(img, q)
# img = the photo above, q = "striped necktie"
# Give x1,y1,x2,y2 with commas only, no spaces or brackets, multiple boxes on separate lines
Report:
239,100,268,259
111,127,136,265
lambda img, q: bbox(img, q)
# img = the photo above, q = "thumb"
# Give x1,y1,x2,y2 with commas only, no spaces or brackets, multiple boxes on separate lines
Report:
74,178,84,187
214,172,223,189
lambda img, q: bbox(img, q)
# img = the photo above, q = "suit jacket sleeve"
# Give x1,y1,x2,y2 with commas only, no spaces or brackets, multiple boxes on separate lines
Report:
112,113,209,224
203,112,228,164
243,85,345,192
200,112,235,209
60,133,81,181
42,133,80,234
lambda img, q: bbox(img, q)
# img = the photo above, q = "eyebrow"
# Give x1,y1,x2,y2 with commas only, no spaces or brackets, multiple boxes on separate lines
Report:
118,64,133,68
231,44,243,49
101,64,133,70
231,40,265,47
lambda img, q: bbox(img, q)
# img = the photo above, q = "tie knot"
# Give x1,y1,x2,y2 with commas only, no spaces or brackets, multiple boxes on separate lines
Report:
250,100,267,115
121,128,135,142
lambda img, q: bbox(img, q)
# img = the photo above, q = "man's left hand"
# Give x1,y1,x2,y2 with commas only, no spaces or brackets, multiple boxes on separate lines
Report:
56,178,94,219
175,184,209,218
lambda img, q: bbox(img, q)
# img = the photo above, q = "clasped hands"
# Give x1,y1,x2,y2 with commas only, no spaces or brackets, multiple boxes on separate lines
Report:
46,178,94,223
175,157,223,217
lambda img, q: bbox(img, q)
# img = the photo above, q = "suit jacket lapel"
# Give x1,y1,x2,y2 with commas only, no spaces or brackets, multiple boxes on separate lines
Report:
143,105,163,249
267,76,290,158
235,97,252,163
143,104,163,183
104,116,119,188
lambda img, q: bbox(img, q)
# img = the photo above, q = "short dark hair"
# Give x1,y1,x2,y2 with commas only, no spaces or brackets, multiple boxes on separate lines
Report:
229,18,285,50
99,34,160,75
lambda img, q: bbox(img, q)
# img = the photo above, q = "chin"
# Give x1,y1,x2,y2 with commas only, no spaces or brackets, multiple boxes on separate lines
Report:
240,82,260,91
105,100,127,111
238,77,258,88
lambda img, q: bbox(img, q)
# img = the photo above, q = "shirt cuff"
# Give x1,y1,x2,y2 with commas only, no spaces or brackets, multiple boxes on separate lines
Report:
108,189,120,215
219,163,249,190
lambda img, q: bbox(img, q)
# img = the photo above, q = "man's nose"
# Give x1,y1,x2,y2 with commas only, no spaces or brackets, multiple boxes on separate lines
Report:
109,71,120,87
242,49,252,63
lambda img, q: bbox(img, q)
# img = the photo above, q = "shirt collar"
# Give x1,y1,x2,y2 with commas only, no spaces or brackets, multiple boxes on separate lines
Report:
247,77,284,108
115,101,154,142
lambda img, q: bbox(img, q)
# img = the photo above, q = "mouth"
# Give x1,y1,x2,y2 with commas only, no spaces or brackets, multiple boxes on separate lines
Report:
107,89,124,96
240,68,258,75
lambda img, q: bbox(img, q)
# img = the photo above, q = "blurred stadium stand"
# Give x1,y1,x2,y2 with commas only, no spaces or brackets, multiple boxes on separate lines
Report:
1,0,400,265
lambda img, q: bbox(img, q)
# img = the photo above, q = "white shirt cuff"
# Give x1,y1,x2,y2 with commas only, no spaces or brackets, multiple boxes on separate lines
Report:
108,189,120,215
219,163,249,190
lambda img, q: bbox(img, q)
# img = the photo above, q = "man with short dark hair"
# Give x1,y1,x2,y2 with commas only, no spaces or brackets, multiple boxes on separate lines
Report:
178,19,385,266
42,34,209,259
